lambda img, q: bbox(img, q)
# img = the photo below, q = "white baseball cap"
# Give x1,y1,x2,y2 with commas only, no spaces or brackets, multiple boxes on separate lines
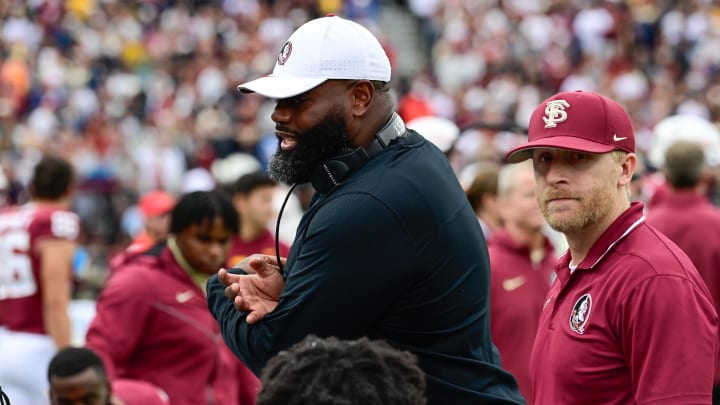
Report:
238,15,391,99
406,116,460,153
649,114,720,168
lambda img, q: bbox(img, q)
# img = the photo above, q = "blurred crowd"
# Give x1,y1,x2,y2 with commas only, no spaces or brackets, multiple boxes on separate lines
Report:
2,0,720,296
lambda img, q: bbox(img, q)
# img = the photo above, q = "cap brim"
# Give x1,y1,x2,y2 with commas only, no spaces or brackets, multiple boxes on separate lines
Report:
238,75,328,99
505,136,616,163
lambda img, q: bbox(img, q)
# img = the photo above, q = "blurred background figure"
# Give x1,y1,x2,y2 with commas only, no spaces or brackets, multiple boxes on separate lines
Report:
226,171,290,268
464,163,502,240
487,160,556,404
406,115,461,172
0,155,80,405
48,346,116,405
48,346,170,405
645,140,720,400
85,190,259,405
646,114,720,207
128,190,176,253
257,335,427,405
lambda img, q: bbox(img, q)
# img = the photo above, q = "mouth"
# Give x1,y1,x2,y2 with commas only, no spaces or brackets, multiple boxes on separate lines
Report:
545,196,578,205
276,128,299,151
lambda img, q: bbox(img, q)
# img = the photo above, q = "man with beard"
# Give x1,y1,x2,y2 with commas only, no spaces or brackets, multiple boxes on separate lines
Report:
505,90,718,404
207,15,525,405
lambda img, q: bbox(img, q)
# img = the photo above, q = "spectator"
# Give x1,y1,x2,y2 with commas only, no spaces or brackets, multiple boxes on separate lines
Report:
646,140,720,400
48,346,169,405
226,171,290,268
488,160,556,404
208,15,524,404
0,155,80,405
85,190,260,405
257,335,426,405
465,164,502,240
127,190,175,253
506,90,718,404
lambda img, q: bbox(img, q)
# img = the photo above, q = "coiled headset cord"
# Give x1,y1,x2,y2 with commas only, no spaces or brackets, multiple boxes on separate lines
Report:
0,385,11,405
275,183,298,275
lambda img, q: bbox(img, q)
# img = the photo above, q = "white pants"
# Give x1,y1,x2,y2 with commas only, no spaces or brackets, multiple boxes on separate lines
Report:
0,328,55,405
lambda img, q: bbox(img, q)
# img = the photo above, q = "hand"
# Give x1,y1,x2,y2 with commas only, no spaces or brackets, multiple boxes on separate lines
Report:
219,255,286,324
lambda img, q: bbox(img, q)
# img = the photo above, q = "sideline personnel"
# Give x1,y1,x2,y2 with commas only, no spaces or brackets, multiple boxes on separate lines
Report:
207,15,524,404
506,90,718,404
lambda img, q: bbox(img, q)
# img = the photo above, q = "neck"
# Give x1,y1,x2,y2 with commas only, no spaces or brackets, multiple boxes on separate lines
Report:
565,201,630,267
506,224,546,264
479,212,502,233
505,223,543,248
31,197,69,209
240,223,263,242
671,183,706,196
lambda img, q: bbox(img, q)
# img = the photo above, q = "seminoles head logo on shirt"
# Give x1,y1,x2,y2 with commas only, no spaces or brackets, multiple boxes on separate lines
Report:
569,293,592,334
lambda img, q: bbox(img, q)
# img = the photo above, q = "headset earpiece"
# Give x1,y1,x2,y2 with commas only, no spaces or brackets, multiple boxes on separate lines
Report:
309,113,406,194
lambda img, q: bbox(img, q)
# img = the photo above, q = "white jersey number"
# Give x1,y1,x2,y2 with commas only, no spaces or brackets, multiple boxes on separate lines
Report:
0,230,35,299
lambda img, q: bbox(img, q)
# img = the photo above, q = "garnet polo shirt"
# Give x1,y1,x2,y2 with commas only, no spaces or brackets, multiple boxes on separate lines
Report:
488,230,556,405
646,191,720,384
530,203,718,405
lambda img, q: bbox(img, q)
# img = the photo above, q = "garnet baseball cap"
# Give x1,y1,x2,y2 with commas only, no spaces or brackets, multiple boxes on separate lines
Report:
237,15,391,99
138,190,175,217
506,90,635,163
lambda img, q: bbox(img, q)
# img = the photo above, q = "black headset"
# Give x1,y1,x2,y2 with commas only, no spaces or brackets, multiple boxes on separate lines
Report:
309,113,406,194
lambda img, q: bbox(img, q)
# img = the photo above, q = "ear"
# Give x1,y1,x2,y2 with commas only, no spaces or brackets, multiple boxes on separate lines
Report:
347,80,374,117
617,153,637,187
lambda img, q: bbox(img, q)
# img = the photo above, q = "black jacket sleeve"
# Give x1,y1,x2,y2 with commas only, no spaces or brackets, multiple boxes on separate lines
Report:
207,193,415,375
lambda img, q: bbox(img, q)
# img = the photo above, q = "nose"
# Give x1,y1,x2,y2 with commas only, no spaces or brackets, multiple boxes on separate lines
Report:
543,158,570,187
207,241,226,264
271,101,290,124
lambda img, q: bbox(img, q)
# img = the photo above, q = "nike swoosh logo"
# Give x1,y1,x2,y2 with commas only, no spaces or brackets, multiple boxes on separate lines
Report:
502,275,526,292
176,290,194,303
613,134,627,141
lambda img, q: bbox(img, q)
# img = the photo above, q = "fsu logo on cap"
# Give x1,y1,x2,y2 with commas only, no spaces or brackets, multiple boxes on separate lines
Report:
277,41,292,65
543,99,570,128
569,293,592,334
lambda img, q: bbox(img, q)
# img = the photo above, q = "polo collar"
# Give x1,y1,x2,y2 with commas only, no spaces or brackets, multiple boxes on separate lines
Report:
572,202,645,270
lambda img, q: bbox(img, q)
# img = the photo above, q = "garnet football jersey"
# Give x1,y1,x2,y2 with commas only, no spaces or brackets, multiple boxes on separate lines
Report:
0,205,80,334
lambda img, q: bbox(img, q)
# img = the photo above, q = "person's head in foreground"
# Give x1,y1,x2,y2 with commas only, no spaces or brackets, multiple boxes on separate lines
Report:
48,347,112,405
505,90,637,237
256,335,427,405
237,15,395,186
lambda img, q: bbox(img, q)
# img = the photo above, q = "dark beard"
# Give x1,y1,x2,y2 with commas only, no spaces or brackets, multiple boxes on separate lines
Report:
268,110,353,185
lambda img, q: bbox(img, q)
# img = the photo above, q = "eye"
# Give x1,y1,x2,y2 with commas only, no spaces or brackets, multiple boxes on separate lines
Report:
290,96,307,106
572,152,587,160
285,95,308,107
534,152,552,163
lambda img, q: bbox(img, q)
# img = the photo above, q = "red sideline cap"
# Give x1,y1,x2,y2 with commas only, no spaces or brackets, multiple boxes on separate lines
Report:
506,90,635,163
138,190,175,217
